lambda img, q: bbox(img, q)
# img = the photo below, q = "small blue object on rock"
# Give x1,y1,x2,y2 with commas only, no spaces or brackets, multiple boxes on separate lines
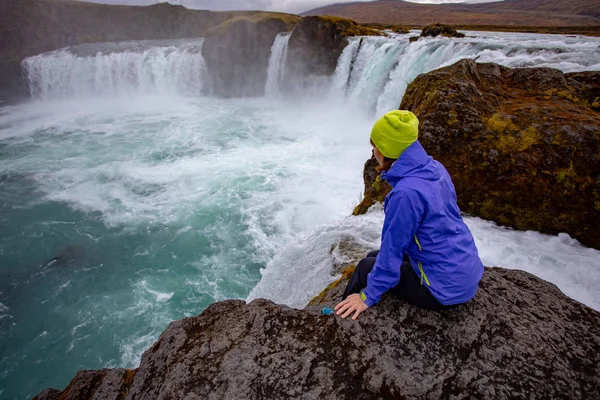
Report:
321,307,334,316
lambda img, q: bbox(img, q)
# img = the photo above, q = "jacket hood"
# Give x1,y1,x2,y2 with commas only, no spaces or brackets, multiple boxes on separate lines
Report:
381,141,440,187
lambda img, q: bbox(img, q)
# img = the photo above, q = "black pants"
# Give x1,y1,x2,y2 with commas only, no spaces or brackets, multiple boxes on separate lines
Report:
343,250,450,311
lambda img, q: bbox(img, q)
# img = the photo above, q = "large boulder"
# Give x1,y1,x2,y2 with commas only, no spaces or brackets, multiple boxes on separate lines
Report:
34,266,600,399
355,59,600,249
201,14,300,97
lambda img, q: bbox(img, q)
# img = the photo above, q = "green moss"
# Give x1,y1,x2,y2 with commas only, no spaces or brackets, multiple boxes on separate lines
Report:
592,97,600,111
486,113,519,134
316,15,384,37
374,177,391,203
557,90,580,103
556,162,577,190
353,175,392,215
308,264,355,306
448,109,458,125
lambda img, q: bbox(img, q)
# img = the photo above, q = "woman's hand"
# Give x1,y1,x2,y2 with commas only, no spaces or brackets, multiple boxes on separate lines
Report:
335,294,369,320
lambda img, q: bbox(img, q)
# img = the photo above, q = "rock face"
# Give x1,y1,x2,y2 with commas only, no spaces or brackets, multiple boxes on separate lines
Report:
35,266,600,399
286,16,381,80
201,14,300,97
356,59,600,249
420,23,465,38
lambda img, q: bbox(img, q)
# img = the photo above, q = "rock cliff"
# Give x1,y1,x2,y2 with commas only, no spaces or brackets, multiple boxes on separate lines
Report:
355,59,600,249
35,265,600,399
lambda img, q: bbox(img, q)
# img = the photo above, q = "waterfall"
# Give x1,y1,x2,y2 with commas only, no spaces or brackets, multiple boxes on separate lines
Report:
265,33,292,97
328,32,600,116
329,38,361,95
23,39,207,99
20,32,600,108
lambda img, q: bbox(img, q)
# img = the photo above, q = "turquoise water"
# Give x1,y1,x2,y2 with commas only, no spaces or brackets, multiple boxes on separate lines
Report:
0,96,371,398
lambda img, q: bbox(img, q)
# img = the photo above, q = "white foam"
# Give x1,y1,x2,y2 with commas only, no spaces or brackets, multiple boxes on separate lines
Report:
248,207,384,308
250,207,600,311
139,280,174,303
466,217,600,310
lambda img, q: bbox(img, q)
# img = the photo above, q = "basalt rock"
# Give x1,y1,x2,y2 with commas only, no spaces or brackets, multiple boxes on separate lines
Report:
201,14,300,97
35,265,600,399
355,59,600,249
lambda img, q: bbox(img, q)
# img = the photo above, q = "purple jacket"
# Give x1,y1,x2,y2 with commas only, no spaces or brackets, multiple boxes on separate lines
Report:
362,141,484,306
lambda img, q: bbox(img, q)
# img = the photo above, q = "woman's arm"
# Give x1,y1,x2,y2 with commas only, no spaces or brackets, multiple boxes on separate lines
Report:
361,189,423,306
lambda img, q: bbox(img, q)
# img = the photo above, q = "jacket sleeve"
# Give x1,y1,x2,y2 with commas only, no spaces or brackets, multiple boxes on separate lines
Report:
361,189,423,307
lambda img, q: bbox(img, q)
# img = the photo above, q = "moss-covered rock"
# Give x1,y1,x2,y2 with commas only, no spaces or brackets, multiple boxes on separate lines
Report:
356,59,600,249
352,157,391,216
420,23,465,38
202,14,300,97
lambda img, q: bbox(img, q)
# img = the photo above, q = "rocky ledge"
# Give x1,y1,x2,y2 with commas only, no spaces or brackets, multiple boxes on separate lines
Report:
356,59,600,249
35,266,600,399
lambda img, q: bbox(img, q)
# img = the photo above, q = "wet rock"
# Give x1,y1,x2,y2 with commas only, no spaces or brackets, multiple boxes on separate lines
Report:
420,23,465,38
285,16,382,89
201,14,300,97
44,245,84,268
36,267,600,399
356,59,600,249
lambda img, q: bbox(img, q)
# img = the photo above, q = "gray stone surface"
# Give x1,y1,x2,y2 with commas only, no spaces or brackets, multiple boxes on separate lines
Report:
36,267,600,399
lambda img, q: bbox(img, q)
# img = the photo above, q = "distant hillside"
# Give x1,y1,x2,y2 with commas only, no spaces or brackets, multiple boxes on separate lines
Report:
304,0,600,27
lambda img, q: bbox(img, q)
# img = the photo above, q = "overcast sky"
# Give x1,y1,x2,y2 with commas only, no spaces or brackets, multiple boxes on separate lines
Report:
76,0,502,14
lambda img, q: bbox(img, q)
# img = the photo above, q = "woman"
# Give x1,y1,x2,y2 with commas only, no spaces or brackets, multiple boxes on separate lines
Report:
335,110,484,320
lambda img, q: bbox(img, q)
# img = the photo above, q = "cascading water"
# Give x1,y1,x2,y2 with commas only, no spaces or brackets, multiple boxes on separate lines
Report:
329,31,600,115
23,39,207,99
265,33,292,96
2,30,600,400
